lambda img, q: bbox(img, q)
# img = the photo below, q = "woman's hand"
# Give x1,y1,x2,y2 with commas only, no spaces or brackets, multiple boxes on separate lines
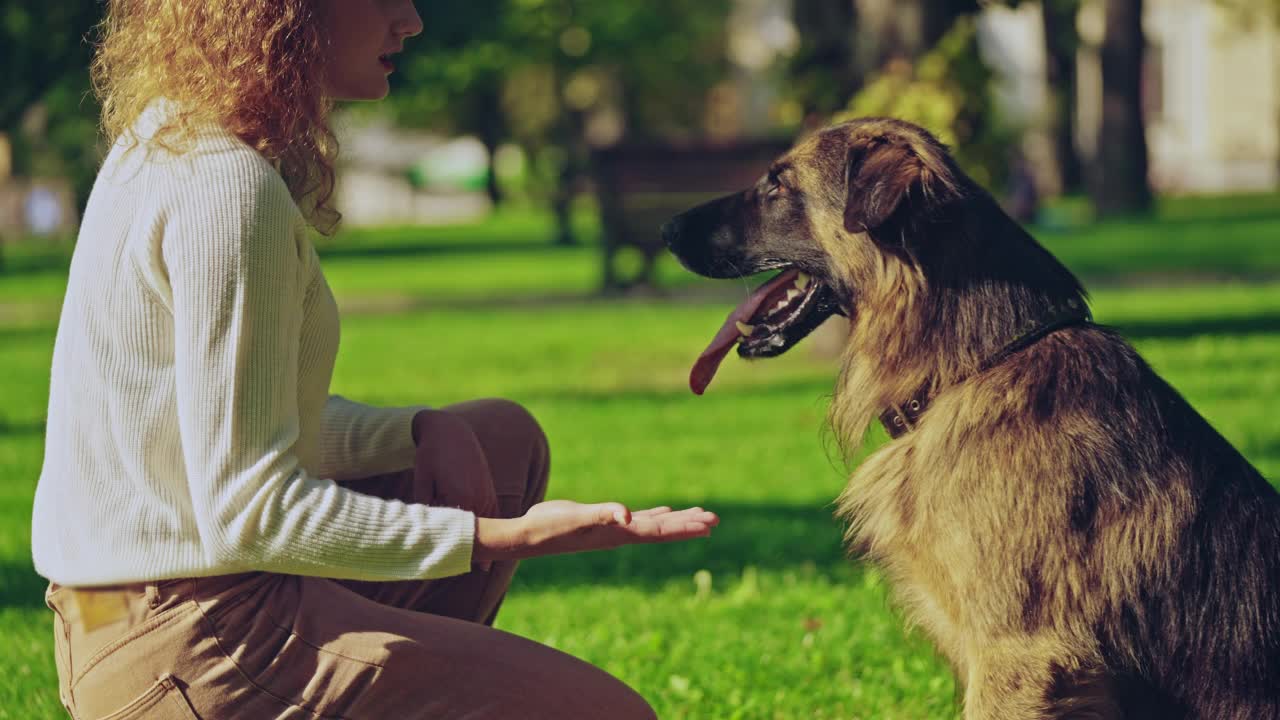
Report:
473,501,719,563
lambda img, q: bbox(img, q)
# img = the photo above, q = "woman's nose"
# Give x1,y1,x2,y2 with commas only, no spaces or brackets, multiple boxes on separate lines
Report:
395,1,424,39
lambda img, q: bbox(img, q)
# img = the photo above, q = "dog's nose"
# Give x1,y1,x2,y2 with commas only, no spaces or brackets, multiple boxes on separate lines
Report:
661,219,680,250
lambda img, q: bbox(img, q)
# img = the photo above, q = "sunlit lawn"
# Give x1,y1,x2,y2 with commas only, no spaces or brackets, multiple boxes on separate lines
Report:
1,197,1278,718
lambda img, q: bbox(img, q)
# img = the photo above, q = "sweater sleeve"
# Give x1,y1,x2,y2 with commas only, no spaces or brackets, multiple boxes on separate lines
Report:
163,151,474,581
315,395,427,481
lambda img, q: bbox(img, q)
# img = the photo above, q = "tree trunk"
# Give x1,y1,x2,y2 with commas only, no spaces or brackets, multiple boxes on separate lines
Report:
1092,0,1153,217
552,160,577,247
546,59,581,248
921,0,981,52
481,134,503,209
475,87,505,209
1042,0,1084,194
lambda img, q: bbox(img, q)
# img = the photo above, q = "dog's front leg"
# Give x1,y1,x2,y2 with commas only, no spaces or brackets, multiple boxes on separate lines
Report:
962,639,1122,720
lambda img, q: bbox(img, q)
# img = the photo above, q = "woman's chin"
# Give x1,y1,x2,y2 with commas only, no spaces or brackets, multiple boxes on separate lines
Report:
325,78,391,103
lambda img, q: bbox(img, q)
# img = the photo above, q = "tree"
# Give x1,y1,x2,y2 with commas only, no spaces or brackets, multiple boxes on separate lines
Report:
1,1,103,270
989,0,1084,199
1041,0,1085,194
386,0,512,207
1091,0,1153,216
391,0,731,248
788,0,982,123
1,2,100,135
841,18,1010,189
789,0,860,117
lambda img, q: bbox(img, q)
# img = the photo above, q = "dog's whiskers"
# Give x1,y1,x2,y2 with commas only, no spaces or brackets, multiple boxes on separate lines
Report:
726,258,753,302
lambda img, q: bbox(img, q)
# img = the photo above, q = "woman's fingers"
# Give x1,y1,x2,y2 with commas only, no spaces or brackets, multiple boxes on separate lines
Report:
601,502,631,526
590,504,715,528
614,508,719,542
514,500,718,559
625,507,718,527
624,506,712,522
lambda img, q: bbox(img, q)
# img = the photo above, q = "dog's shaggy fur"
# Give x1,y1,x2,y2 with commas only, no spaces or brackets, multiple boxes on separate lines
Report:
663,118,1280,718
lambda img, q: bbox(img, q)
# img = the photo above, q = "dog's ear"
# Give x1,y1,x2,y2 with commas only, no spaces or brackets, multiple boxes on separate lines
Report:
842,139,923,235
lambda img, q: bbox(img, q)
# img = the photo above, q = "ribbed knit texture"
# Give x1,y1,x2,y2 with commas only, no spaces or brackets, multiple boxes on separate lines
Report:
32,101,475,586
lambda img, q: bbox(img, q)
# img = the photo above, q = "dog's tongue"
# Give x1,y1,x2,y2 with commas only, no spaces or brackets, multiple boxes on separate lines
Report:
690,268,800,395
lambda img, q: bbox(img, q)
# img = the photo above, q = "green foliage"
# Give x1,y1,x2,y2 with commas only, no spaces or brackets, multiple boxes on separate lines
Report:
787,0,859,117
1,2,103,211
391,0,731,141
1213,0,1278,27
839,18,1013,190
13,77,103,210
0,2,100,132
382,1,731,216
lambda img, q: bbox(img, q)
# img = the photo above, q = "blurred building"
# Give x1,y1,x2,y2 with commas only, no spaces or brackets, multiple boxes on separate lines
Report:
982,0,1280,194
333,114,491,227
0,133,79,240
1084,0,1278,192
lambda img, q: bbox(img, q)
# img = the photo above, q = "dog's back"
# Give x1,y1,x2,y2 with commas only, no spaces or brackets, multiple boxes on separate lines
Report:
1106,361,1280,718
1013,328,1280,718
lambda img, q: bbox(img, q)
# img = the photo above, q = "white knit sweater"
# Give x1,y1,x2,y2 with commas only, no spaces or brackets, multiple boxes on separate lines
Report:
32,102,475,586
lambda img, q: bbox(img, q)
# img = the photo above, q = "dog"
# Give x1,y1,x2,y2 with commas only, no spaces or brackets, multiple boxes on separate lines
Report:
662,117,1280,719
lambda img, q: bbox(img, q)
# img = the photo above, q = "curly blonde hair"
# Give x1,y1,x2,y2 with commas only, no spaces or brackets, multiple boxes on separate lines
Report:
92,0,340,233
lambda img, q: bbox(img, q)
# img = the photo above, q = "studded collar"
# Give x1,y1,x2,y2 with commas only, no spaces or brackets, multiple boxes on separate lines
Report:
878,297,1092,439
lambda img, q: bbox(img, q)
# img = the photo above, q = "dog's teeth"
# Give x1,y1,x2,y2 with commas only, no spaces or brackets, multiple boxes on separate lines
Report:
774,299,789,312
786,288,801,301
735,321,755,337
795,272,810,291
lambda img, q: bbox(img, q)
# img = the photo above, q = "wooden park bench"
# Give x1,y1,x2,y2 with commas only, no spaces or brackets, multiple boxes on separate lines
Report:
590,138,794,293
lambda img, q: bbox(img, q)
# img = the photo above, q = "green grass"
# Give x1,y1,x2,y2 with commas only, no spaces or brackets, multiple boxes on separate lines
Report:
1,196,1279,718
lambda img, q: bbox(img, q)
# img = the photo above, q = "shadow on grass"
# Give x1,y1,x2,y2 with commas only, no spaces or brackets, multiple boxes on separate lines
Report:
1123,207,1280,228
1110,314,1280,341
1034,206,1280,236
0,560,49,609
520,377,837,406
335,280,735,315
512,500,853,592
0,258,71,280
317,239,589,262
0,418,47,438
2,501,853,607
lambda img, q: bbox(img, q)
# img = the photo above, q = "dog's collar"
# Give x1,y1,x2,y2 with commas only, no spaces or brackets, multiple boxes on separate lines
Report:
878,297,1092,439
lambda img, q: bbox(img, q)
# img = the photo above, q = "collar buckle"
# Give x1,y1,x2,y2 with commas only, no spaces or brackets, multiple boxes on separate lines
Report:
877,299,1091,439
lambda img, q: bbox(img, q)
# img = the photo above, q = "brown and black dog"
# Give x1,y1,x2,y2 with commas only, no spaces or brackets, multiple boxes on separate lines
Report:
663,117,1280,719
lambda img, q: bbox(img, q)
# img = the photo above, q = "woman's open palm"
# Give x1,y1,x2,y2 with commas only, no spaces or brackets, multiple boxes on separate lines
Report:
476,501,719,562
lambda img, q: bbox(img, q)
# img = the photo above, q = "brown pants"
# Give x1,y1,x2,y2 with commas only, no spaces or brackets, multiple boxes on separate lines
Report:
45,399,656,719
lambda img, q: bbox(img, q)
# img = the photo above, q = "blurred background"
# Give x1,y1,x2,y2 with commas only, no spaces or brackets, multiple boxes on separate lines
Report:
2,1,1279,718
4,0,1278,255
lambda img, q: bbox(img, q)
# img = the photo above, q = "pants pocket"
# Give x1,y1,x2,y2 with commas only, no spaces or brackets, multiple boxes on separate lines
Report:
96,674,199,720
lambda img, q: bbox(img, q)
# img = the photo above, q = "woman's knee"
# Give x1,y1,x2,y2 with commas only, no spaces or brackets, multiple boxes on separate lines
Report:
449,398,546,446
374,617,655,719
429,399,549,514
586,678,657,720
415,401,547,461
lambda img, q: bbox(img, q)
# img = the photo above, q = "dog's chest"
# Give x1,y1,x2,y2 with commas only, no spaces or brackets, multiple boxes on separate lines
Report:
840,435,1019,647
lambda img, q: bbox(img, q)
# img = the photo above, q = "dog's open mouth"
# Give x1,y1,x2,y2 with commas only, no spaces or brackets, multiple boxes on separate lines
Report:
690,268,838,394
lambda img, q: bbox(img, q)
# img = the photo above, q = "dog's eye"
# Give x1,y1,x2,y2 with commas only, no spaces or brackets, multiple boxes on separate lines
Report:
766,179,788,199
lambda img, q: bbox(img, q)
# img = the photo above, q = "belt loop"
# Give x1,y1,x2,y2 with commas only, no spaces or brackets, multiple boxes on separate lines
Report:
144,584,161,610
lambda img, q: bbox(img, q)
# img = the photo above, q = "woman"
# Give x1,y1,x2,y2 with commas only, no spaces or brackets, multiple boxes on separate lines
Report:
32,1,718,717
